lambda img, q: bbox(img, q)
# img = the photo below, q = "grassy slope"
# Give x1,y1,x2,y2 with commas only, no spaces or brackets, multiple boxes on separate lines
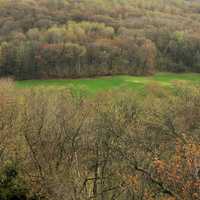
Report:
16,73,200,94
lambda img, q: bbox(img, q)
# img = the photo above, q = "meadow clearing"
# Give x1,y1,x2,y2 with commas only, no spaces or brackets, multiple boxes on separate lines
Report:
16,73,200,94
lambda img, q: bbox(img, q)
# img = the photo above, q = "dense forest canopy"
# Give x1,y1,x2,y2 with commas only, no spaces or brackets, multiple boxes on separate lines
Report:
1,79,200,200
0,0,200,79
1,1,200,200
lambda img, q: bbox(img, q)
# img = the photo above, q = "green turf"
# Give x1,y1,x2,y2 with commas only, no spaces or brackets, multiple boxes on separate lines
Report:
16,73,200,94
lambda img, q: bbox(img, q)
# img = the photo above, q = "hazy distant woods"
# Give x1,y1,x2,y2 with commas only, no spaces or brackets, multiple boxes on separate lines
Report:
0,0,200,79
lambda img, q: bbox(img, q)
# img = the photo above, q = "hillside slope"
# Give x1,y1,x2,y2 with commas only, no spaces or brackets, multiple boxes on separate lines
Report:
0,0,200,79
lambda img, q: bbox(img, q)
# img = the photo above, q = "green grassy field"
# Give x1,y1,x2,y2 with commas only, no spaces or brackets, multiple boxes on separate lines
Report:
16,73,200,94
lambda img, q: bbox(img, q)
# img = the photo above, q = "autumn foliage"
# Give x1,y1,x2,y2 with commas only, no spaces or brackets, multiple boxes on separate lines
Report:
0,79,200,199
0,0,200,79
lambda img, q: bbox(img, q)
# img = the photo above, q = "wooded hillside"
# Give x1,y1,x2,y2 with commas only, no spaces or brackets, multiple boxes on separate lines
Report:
0,0,200,79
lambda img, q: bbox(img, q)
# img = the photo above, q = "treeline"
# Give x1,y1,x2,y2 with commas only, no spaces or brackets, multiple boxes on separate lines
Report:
0,0,200,79
1,79,200,200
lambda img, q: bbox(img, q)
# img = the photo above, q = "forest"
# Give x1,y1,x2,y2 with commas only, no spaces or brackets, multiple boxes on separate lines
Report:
0,0,200,79
1,1,200,200
1,79,200,200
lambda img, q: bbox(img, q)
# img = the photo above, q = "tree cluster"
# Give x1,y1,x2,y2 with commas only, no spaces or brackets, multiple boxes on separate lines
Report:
0,0,200,79
0,79,200,199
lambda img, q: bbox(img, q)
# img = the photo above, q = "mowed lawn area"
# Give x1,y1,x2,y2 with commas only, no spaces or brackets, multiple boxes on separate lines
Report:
16,73,200,94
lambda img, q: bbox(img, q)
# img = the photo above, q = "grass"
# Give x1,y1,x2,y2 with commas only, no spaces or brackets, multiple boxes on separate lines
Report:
16,73,200,94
